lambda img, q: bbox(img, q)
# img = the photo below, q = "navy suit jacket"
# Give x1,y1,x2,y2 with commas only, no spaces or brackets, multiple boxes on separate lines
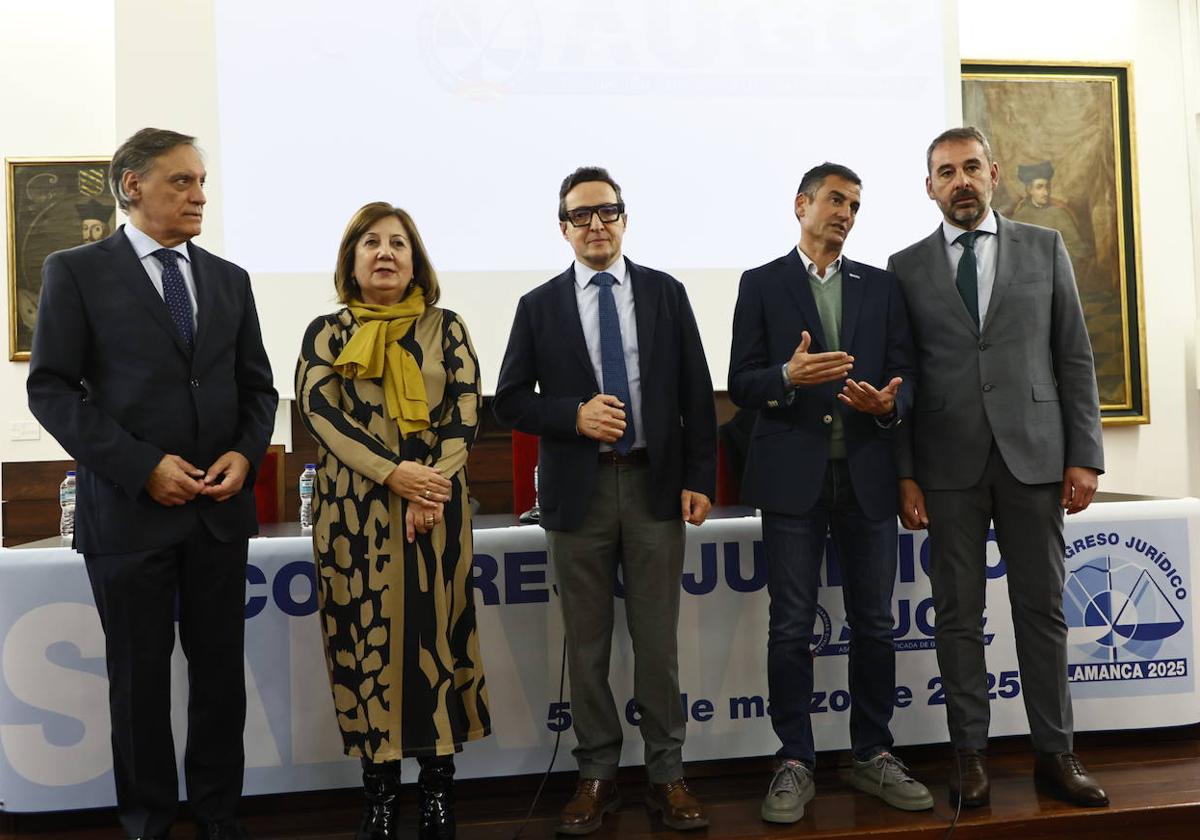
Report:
27,227,278,554
493,259,717,532
728,250,914,519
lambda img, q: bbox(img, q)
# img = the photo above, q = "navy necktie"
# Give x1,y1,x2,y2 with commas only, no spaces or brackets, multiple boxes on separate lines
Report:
954,230,980,327
152,248,194,351
590,271,635,454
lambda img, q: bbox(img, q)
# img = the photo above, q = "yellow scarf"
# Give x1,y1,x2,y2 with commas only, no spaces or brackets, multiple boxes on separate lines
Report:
334,290,430,437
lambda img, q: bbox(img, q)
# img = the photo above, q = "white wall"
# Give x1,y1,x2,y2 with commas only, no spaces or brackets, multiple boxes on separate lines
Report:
960,0,1200,496
0,0,116,465
0,0,1196,537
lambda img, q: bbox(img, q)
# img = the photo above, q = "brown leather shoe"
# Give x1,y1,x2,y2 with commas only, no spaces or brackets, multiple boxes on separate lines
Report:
646,778,709,831
557,778,621,835
948,749,990,808
1034,752,1109,807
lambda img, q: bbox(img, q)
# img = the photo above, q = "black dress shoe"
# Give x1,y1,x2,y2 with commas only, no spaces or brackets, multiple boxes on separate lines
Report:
1035,752,1109,807
948,749,990,807
195,821,249,840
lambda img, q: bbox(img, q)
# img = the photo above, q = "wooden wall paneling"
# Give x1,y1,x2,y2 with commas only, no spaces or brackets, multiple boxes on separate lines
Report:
1,460,76,501
2,460,73,546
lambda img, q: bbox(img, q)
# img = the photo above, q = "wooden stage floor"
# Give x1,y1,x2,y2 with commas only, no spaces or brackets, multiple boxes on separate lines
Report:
3,725,1198,840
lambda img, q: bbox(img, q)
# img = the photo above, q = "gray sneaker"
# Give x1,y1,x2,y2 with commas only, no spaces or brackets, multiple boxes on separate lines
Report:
761,759,815,824
847,751,934,811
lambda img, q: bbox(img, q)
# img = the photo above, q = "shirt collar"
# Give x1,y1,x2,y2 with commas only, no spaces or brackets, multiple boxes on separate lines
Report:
574,254,627,289
941,208,997,246
124,220,191,263
795,246,842,281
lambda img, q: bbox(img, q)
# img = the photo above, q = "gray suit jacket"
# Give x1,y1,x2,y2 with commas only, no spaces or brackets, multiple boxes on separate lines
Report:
886,213,1103,489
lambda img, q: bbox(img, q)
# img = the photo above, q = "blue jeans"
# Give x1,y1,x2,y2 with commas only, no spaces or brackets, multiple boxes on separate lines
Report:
763,459,898,766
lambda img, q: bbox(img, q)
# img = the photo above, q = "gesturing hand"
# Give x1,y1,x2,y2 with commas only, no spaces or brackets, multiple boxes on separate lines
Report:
838,377,903,416
145,454,205,506
385,461,452,510
787,331,853,386
576,394,627,443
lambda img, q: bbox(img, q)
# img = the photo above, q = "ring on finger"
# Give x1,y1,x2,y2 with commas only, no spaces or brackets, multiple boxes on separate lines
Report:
424,489,431,499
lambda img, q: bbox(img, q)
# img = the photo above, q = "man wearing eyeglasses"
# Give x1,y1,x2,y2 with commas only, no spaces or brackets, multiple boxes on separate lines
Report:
730,163,928,824
495,166,717,834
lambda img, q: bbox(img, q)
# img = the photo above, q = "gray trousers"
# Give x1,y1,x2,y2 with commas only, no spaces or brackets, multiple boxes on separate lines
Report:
924,445,1073,753
546,462,687,783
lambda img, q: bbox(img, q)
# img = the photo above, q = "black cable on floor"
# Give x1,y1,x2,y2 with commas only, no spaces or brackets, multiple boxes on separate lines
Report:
510,634,569,840
943,748,963,840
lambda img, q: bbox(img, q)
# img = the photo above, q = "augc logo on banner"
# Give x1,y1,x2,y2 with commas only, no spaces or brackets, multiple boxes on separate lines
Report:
1063,520,1193,697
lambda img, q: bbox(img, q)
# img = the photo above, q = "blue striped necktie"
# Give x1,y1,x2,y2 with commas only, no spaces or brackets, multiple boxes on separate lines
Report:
590,271,635,454
152,248,194,351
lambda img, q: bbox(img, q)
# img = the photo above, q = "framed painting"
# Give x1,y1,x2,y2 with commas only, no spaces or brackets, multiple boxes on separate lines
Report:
962,62,1148,424
6,157,114,361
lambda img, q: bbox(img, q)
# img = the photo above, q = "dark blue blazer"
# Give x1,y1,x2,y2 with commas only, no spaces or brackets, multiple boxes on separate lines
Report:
728,250,914,519
493,259,717,532
27,227,278,554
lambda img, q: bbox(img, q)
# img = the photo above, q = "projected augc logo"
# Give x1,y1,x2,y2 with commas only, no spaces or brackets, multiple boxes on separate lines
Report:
1063,527,1192,693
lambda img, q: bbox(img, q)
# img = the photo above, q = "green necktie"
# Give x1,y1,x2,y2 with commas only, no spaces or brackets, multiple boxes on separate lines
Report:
955,231,980,326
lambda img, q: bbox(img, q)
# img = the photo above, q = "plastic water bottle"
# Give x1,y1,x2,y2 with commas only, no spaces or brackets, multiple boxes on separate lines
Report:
299,463,316,531
59,470,77,543
518,465,540,524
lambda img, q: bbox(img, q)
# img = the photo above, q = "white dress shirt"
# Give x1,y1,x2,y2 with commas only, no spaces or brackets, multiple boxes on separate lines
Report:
573,254,646,451
796,245,842,284
124,221,200,330
940,209,998,324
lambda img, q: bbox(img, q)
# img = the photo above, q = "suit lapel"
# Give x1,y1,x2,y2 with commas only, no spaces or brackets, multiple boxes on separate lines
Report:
104,227,193,359
188,241,214,360
983,213,1018,333
553,267,599,390
840,257,864,353
780,249,828,350
627,259,658,393
919,226,979,336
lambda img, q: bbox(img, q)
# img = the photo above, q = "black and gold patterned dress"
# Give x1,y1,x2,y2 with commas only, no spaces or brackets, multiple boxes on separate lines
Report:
295,305,490,761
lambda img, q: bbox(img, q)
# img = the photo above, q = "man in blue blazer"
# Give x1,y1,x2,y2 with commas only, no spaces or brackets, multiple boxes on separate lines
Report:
27,128,277,840
730,163,928,824
494,166,717,834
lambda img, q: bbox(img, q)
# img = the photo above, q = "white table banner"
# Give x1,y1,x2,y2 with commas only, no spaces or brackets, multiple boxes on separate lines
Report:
1,499,1196,812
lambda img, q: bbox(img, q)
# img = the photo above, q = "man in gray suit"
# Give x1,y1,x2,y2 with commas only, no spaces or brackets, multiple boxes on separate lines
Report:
887,127,1108,809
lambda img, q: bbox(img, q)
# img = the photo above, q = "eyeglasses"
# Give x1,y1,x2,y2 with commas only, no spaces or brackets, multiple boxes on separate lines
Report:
562,203,625,228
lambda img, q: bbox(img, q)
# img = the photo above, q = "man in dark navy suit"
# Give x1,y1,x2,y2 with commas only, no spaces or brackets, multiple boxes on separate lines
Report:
729,162,929,824
27,128,277,840
494,166,716,834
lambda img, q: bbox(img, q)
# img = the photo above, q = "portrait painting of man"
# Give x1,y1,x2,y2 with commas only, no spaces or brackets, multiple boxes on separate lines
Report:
6,158,114,360
962,62,1147,423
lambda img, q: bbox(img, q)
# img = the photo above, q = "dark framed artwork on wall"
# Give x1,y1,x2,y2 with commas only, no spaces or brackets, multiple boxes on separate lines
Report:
6,157,113,361
961,61,1148,424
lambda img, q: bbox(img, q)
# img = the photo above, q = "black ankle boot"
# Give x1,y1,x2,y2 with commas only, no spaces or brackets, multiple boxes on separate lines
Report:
357,758,401,840
417,755,456,840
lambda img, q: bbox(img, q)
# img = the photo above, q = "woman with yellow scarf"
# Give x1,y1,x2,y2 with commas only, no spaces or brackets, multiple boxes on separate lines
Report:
296,202,490,840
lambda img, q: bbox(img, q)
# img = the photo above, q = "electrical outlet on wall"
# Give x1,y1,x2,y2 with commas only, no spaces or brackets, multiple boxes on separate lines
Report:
10,422,41,441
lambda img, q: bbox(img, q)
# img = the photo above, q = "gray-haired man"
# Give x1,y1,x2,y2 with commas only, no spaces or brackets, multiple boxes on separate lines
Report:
28,127,277,840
